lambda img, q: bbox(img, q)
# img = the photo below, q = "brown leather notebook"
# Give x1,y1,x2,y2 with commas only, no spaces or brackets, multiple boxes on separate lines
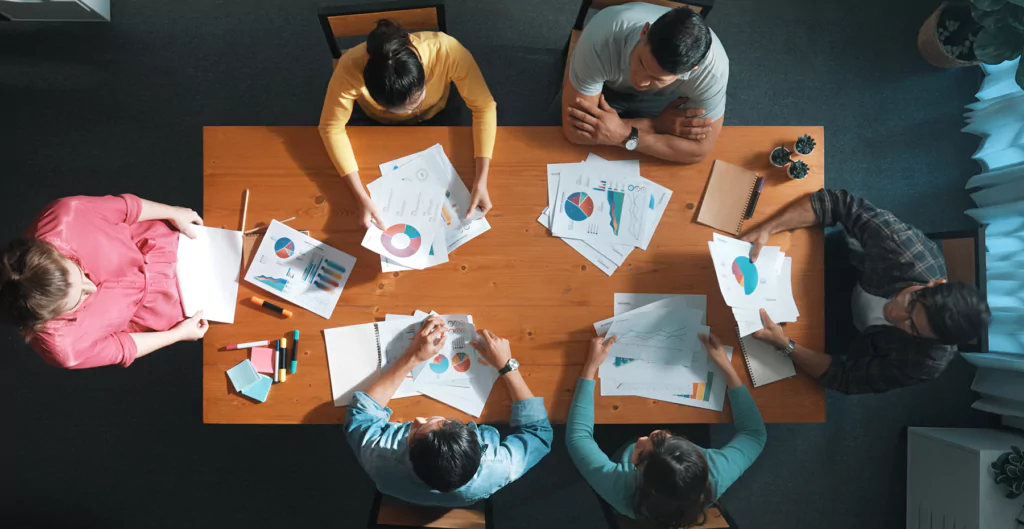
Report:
696,160,761,235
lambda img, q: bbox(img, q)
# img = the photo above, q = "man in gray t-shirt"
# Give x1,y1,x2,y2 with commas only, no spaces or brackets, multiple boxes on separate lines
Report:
561,4,729,164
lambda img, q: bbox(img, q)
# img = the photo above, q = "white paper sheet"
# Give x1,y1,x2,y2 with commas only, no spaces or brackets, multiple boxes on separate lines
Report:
362,175,446,269
324,323,383,406
377,144,491,272
603,298,705,366
586,155,673,251
551,165,649,248
544,164,633,265
708,235,785,309
614,293,707,323
244,220,356,319
175,226,243,323
601,347,733,412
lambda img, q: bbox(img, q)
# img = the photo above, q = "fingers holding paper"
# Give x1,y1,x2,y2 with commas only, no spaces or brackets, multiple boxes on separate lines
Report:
740,223,772,262
467,183,492,219
587,334,617,367
171,207,204,239
359,197,386,230
174,310,209,341
408,316,448,362
471,329,512,369
699,332,742,388
752,309,789,350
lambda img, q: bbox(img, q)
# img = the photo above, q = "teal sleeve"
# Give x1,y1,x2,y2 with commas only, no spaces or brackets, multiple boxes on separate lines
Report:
704,386,767,500
566,378,638,518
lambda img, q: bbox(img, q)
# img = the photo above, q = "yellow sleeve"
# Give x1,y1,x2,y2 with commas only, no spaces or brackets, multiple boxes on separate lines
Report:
318,48,367,177
440,35,497,160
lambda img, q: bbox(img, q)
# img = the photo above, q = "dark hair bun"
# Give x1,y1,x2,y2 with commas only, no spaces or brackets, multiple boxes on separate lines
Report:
366,19,411,60
363,19,426,110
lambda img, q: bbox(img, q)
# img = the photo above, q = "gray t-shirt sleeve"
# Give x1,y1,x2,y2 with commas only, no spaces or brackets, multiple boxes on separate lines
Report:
675,67,727,121
568,12,617,96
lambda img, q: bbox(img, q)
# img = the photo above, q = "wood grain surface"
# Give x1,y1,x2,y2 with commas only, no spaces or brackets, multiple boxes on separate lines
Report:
202,126,826,425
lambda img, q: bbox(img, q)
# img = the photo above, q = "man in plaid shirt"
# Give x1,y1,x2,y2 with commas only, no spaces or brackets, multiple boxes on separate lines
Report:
742,189,990,394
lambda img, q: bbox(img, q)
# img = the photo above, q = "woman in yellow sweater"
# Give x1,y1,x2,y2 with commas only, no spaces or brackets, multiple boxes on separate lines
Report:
319,20,498,228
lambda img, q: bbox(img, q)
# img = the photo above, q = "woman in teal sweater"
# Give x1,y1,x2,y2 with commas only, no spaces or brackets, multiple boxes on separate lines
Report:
567,333,767,528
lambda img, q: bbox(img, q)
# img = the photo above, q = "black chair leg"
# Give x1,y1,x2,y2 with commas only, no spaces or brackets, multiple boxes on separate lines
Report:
367,490,384,529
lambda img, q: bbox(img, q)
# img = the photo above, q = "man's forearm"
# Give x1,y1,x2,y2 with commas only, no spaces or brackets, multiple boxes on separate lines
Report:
760,195,819,236
366,354,418,407
630,129,711,164
789,344,831,379
502,371,534,402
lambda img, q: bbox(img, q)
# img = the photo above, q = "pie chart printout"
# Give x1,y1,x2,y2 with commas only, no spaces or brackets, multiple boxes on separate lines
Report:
565,192,595,222
274,238,295,259
429,354,449,374
731,256,759,295
381,224,423,258
452,352,471,373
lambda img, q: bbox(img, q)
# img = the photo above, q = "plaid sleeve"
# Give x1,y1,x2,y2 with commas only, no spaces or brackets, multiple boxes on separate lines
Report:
818,339,956,394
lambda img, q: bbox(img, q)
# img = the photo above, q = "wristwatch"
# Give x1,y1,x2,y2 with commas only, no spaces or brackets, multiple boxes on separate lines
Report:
624,127,639,151
498,358,520,376
777,339,796,357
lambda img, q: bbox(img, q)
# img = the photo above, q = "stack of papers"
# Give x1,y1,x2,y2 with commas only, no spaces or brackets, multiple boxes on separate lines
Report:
364,145,491,271
707,233,800,336
538,154,672,276
226,359,273,403
593,293,733,412
382,310,500,418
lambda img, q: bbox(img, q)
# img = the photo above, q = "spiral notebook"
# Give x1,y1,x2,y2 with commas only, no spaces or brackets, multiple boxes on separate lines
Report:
738,330,796,388
696,160,762,235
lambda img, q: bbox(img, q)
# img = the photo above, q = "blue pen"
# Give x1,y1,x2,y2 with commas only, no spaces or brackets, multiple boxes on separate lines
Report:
289,330,299,374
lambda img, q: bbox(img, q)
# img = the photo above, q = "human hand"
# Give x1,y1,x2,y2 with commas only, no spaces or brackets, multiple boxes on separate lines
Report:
740,222,773,262
405,315,448,363
359,195,386,230
652,97,712,140
471,329,512,369
699,332,743,389
751,309,789,349
169,207,203,239
586,334,617,369
567,95,631,146
467,182,492,219
174,310,209,341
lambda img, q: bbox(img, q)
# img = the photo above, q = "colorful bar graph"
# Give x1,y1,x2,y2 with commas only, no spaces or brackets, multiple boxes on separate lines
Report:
314,281,334,293
320,268,343,281
316,274,340,288
323,259,346,273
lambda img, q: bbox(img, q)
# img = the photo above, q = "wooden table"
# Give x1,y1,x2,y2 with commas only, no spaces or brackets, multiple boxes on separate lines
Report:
203,126,826,425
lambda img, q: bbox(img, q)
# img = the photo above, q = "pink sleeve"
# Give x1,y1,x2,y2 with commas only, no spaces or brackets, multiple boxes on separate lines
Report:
32,330,139,369
35,195,142,230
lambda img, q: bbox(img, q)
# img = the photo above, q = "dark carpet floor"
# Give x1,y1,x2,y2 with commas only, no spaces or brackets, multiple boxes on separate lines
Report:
0,1,991,528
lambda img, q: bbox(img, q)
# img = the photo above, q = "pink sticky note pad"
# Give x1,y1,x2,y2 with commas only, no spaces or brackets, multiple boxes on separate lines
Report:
250,347,276,374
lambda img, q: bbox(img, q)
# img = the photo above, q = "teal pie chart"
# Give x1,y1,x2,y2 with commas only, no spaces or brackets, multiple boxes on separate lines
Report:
731,256,759,295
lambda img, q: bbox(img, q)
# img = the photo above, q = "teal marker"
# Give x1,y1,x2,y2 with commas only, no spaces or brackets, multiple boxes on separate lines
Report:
289,330,299,374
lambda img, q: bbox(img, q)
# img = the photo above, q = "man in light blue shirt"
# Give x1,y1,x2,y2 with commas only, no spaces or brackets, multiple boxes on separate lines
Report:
562,4,729,164
344,316,553,507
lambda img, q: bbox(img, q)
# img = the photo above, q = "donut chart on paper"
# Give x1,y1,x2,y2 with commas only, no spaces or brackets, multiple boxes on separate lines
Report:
452,352,471,373
731,256,759,295
274,238,295,259
564,192,595,222
381,224,422,258
429,354,450,374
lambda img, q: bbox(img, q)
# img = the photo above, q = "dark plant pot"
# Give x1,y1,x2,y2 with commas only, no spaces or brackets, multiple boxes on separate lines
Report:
918,2,979,68
770,146,792,167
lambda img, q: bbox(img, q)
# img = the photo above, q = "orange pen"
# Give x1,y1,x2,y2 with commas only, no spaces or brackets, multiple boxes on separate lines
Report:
250,296,293,318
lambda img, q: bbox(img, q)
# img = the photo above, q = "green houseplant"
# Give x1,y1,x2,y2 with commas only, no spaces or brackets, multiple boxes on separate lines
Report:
992,445,1024,499
971,0,1024,89
918,0,1024,89
788,160,810,180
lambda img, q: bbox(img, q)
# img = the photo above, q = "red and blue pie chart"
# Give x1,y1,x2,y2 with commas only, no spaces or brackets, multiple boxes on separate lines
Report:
452,352,471,373
381,224,422,258
429,354,449,374
732,256,759,295
564,192,595,222
274,238,295,259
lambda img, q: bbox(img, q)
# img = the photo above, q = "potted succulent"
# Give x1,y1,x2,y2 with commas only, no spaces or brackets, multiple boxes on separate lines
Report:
787,160,809,180
794,134,816,156
918,0,1024,89
770,146,793,168
992,445,1024,499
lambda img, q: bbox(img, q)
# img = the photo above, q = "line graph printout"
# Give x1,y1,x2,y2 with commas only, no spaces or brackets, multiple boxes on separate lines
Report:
550,167,649,248
606,304,704,366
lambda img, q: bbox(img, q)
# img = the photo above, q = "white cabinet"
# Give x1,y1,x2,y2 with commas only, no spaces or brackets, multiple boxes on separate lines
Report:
908,428,1024,529
1,0,110,22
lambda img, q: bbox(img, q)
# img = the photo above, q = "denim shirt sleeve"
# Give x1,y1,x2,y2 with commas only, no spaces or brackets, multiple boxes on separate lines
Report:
496,397,554,482
344,392,405,469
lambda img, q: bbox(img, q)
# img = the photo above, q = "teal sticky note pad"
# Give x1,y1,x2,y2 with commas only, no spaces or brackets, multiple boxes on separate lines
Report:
226,360,260,393
240,374,273,403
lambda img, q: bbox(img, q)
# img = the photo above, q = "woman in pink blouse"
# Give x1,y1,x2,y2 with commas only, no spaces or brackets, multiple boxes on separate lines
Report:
0,194,209,369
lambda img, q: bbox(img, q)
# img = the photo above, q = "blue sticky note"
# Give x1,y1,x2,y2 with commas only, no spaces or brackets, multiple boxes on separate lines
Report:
240,374,273,403
226,360,260,393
